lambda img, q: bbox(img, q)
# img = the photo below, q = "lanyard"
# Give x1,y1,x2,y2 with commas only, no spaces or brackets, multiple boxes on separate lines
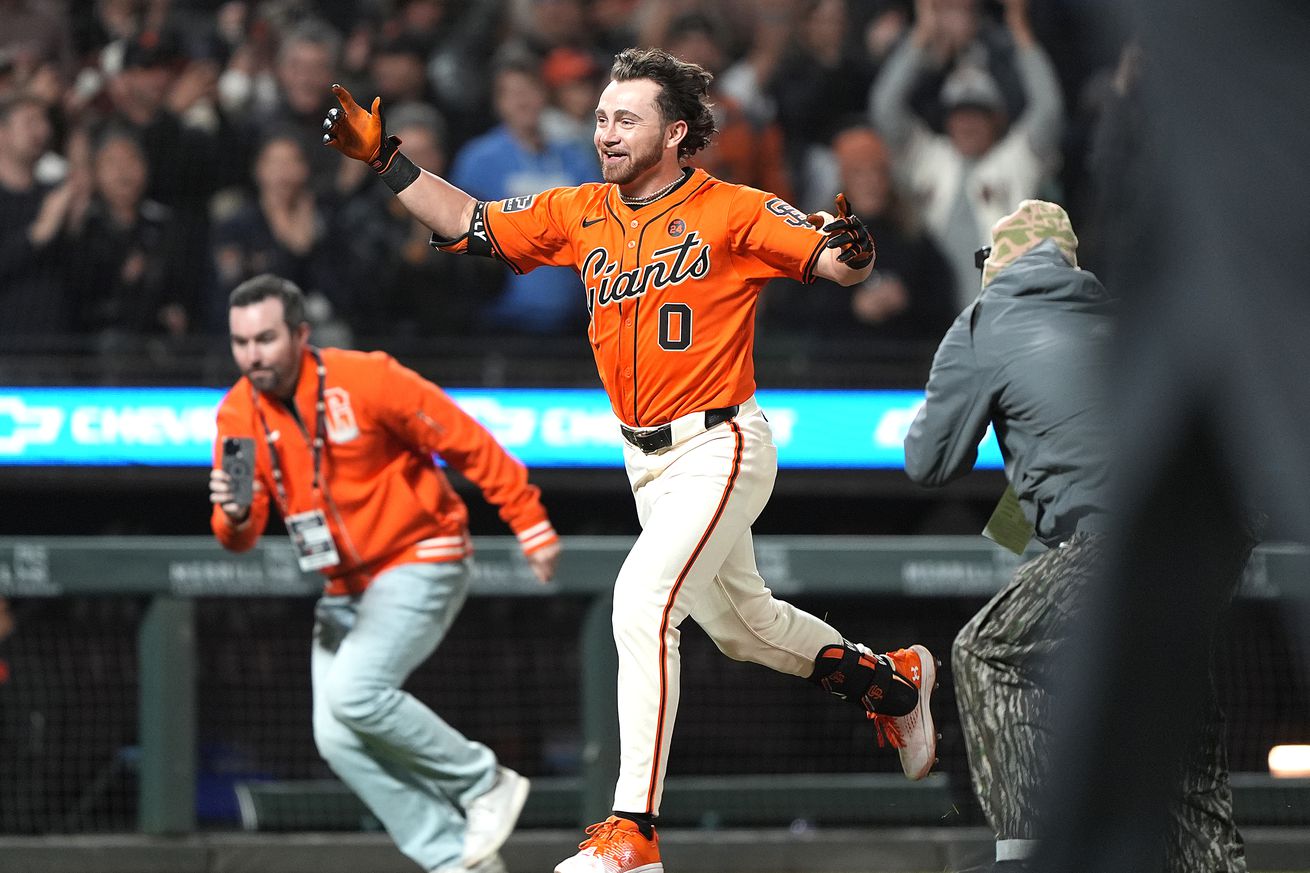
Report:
252,347,327,513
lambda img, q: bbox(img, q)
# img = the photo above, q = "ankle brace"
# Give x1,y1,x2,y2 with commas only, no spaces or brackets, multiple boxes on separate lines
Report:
809,642,918,716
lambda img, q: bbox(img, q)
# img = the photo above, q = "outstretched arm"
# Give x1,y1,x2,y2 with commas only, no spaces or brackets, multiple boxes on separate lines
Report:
322,84,476,240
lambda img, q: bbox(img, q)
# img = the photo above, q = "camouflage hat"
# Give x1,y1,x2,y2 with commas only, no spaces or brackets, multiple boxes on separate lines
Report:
980,199,1078,288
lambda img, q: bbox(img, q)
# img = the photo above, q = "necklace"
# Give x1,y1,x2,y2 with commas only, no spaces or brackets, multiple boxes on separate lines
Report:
619,175,683,206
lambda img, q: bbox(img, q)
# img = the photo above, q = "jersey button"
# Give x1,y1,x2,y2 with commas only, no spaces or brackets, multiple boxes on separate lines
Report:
625,318,633,327
623,368,632,378
627,241,636,248
630,220,638,228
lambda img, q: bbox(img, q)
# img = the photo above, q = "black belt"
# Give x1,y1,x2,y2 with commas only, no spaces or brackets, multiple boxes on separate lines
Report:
620,405,739,454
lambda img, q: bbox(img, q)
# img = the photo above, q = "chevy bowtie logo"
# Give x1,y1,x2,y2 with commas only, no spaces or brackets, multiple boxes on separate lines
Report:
0,397,64,454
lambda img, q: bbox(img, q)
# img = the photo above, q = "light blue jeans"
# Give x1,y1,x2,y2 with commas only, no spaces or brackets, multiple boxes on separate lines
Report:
312,561,497,871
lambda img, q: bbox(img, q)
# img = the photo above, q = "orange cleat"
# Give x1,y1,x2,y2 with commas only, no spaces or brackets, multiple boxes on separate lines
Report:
869,644,939,780
554,815,663,873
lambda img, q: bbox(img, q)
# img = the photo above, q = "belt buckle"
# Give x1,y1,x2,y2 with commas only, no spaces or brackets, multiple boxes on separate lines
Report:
623,424,671,454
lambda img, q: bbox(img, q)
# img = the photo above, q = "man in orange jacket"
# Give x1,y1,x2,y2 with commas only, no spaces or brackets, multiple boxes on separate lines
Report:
209,274,559,873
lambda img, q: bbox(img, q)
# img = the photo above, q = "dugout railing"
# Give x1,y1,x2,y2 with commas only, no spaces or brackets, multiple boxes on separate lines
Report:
1,536,1308,838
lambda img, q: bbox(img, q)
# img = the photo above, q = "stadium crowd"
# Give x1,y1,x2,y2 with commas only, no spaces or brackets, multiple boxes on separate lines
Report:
0,0,1123,355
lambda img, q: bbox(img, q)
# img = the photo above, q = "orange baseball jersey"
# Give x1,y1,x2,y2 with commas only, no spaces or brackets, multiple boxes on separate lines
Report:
434,167,829,427
211,347,556,595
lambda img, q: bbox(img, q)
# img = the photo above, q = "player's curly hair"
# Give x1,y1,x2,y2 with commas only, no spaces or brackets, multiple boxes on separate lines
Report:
610,47,717,159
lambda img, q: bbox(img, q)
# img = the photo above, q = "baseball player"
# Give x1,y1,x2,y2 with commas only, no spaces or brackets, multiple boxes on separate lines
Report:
324,47,938,873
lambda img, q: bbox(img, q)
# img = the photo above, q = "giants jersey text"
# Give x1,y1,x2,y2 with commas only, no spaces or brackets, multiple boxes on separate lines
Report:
434,168,827,427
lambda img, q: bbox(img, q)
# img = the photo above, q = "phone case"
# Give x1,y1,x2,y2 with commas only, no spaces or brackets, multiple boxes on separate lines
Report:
222,437,256,506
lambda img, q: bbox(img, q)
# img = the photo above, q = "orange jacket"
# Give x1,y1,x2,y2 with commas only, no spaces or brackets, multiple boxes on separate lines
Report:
211,347,556,595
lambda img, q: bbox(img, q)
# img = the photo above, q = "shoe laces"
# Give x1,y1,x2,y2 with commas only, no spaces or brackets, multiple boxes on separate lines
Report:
578,818,622,851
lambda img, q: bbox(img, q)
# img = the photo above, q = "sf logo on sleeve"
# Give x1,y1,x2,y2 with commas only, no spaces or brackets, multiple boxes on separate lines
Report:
765,198,812,229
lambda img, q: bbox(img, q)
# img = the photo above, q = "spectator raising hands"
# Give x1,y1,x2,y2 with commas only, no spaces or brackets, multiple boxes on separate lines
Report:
870,0,1064,309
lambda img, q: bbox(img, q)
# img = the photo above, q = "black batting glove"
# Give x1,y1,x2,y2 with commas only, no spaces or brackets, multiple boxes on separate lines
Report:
807,193,875,270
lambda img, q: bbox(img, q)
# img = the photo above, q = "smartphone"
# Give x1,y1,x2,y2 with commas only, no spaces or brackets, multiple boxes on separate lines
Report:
222,436,256,507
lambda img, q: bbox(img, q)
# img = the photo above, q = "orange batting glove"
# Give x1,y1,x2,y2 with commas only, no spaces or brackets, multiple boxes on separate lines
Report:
807,193,875,270
321,83,403,173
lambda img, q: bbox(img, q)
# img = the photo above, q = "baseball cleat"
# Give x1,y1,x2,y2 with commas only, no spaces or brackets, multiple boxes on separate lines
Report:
463,766,530,866
554,815,663,873
869,644,938,780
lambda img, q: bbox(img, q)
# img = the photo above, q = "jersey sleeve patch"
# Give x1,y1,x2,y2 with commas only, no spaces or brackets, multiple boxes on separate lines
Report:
765,197,813,229
501,194,535,213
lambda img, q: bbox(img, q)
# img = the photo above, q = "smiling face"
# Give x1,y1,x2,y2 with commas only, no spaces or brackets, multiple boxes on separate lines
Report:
593,77,683,188
229,297,309,398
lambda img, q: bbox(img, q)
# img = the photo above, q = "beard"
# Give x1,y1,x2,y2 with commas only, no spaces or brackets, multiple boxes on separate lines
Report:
601,138,664,185
245,366,286,395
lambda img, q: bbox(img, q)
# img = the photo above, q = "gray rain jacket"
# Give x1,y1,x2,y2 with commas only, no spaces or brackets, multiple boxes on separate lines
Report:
904,240,1115,547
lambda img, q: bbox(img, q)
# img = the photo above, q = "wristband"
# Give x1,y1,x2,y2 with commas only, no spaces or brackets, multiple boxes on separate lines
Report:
378,150,421,195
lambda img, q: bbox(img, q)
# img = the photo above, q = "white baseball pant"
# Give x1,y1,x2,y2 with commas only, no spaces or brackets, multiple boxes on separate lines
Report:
611,397,844,814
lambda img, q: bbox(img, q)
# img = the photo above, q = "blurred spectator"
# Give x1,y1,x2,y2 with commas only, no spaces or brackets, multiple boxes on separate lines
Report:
249,18,346,198
539,45,605,156
589,0,643,57
860,0,913,68
69,0,169,65
214,3,282,120
870,0,1063,308
0,0,73,77
369,33,433,106
662,12,793,202
715,4,788,129
770,0,878,203
210,130,347,339
66,124,196,348
767,126,954,342
384,0,501,151
0,92,83,337
506,0,592,58
388,0,448,40
897,0,1029,131
448,55,598,335
101,29,229,211
337,102,503,339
